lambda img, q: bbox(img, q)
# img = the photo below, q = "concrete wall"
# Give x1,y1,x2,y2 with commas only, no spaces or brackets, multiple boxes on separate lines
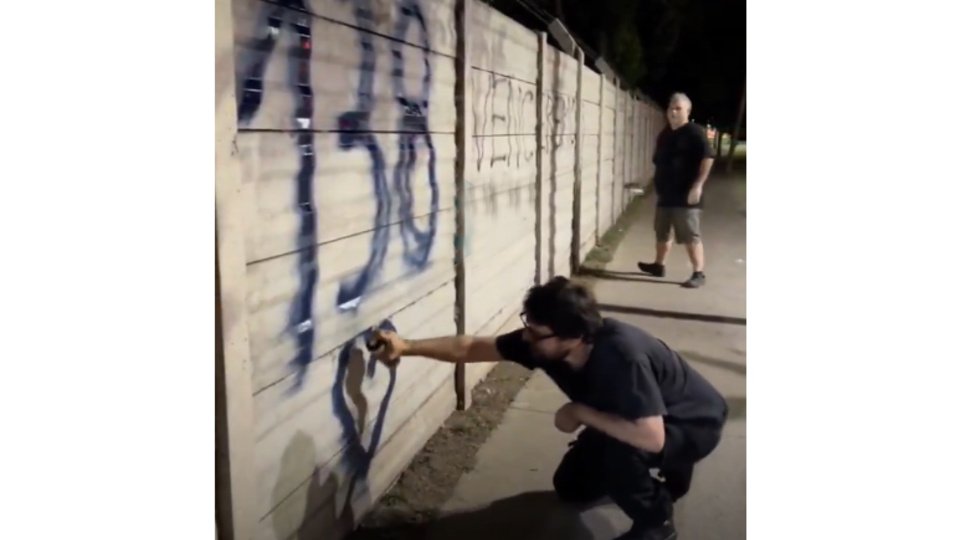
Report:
463,2,540,390
215,1,664,539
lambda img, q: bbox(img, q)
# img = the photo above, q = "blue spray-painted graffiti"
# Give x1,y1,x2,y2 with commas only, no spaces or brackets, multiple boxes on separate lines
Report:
234,0,320,392
336,0,439,311
335,0,392,312
289,8,320,393
236,5,282,125
391,0,439,270
332,319,398,479
235,0,437,397
295,319,396,527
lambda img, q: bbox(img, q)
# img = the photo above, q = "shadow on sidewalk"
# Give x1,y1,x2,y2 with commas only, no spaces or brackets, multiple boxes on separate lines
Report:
596,303,746,326
348,490,616,540
580,268,686,286
678,351,747,377
724,396,747,421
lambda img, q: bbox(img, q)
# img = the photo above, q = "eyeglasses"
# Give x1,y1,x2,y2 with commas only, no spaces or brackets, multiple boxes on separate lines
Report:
520,312,556,341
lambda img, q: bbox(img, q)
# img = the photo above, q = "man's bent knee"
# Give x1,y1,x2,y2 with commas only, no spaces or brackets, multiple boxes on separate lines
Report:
552,439,607,504
553,465,603,504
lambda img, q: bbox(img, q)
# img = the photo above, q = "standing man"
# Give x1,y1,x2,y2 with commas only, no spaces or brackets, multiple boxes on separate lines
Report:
638,93,716,288
370,277,728,540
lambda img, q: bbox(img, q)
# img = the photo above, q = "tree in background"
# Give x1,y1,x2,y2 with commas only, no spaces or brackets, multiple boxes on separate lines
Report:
602,0,647,87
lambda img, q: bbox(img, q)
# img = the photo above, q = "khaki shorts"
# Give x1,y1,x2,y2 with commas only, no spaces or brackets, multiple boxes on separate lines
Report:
655,207,702,244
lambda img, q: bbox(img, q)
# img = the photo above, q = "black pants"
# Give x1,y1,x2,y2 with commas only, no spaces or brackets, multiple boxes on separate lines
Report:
552,419,725,527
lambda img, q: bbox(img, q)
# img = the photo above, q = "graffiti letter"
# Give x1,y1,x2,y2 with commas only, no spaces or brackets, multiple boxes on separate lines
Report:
235,0,320,391
392,0,439,269
336,0,391,312
333,319,399,479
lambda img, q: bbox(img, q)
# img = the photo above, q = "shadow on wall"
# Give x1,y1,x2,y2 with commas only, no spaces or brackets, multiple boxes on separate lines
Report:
273,319,399,540
271,434,371,540
270,432,353,540
348,490,619,540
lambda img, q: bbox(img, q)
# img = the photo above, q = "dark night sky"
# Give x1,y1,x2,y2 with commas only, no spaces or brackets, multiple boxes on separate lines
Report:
484,0,746,134
634,0,746,132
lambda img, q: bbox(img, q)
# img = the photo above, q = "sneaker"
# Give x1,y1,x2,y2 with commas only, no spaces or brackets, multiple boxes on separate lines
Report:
681,272,705,288
638,262,666,277
614,520,678,540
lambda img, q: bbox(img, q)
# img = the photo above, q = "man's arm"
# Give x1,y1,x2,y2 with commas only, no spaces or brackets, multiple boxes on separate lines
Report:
371,330,506,364
572,347,668,453
573,404,666,453
403,335,504,364
693,156,715,190
687,126,716,204
693,124,717,189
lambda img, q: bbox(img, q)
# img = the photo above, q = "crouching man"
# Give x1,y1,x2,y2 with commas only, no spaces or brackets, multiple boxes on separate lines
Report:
370,277,728,540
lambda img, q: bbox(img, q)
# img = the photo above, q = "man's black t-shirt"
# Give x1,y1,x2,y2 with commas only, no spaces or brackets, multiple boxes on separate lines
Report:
652,122,716,208
496,318,727,425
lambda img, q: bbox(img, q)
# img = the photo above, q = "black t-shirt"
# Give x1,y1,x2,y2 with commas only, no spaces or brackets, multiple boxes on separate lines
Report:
652,122,716,208
496,318,727,425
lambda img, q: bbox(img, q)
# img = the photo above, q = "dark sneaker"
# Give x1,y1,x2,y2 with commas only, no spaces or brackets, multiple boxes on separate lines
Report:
638,262,666,277
681,272,705,288
615,520,678,540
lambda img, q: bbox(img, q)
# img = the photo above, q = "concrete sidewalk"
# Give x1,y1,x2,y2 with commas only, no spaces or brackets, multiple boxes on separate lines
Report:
431,173,747,540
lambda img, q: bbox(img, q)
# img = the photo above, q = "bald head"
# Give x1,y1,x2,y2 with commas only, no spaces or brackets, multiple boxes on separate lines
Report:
667,93,692,129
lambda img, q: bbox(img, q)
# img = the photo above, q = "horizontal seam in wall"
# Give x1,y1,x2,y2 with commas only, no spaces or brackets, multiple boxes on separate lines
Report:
469,65,537,86
252,277,456,397
238,128,457,135
247,207,457,266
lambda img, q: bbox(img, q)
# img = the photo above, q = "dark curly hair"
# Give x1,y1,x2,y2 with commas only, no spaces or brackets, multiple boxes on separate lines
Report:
521,276,603,342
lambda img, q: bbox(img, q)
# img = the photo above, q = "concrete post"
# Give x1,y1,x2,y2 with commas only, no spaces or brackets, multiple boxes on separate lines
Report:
595,73,604,244
453,0,471,410
535,32,547,285
215,0,256,537
571,47,584,273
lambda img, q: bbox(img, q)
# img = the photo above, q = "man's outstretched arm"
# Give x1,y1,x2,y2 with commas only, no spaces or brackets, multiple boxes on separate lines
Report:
370,330,506,365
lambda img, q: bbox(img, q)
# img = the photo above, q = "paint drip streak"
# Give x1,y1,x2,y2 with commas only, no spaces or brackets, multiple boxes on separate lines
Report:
287,0,320,389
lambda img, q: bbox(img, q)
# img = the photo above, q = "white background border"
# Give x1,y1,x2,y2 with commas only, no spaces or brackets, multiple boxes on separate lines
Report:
2,0,960,538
